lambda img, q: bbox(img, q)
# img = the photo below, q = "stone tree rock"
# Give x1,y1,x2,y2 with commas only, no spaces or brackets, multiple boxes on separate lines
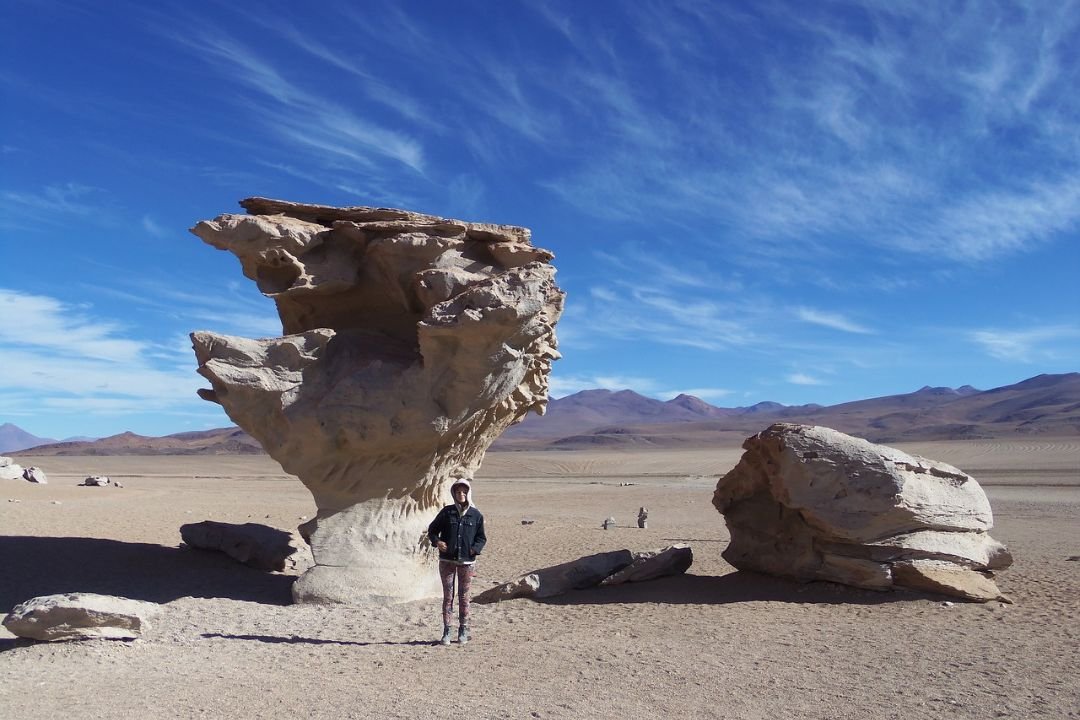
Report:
3,593,161,641
190,198,564,604
713,424,1012,602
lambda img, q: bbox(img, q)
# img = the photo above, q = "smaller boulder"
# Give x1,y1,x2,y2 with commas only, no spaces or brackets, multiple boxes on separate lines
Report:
0,458,24,481
600,544,693,585
475,549,633,603
3,593,161,641
22,467,47,484
180,520,311,572
81,476,111,487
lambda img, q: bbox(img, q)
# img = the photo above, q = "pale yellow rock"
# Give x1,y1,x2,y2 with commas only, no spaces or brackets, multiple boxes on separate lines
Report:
714,424,1011,602
892,560,1011,603
3,592,161,641
190,198,564,604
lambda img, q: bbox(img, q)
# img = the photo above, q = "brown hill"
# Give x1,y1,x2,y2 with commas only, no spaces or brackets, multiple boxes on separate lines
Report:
14,427,263,456
10,372,1077,455
495,373,1080,449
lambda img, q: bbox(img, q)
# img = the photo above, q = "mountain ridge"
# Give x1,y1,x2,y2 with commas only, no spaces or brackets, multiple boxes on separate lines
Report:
7,372,1078,455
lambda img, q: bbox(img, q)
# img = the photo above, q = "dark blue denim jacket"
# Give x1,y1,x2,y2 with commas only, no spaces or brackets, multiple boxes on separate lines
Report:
427,504,486,563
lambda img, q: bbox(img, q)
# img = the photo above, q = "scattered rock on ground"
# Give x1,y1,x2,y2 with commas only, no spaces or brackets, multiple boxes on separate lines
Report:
0,457,24,481
22,466,47,484
180,520,313,572
81,476,111,487
713,423,1012,603
3,592,161,641
600,544,693,585
475,545,693,603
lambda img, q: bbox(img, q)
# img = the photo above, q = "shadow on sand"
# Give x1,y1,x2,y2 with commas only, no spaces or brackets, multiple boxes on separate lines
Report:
537,571,934,607
0,535,295,613
201,633,432,647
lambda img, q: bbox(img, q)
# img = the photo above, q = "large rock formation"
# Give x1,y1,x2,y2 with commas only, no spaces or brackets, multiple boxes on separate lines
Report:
190,198,563,604
713,424,1012,602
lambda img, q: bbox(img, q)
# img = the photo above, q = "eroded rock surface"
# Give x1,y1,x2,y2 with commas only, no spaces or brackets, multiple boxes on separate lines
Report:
3,593,161,641
713,424,1012,602
190,198,563,604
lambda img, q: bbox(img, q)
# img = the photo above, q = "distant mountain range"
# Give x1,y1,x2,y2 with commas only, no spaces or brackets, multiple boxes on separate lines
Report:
7,427,263,456
494,372,1079,449
0,423,58,453
7,373,1079,456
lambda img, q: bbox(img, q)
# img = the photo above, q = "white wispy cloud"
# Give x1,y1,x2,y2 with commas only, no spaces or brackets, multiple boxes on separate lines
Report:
0,289,210,426
0,183,102,224
787,372,825,386
162,24,426,174
89,281,281,340
897,176,1080,261
969,325,1080,362
0,290,143,363
795,307,873,334
141,215,167,238
532,1,1080,270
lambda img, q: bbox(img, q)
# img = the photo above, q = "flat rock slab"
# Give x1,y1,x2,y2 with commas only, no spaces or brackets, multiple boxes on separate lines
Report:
3,593,161,641
601,544,693,585
475,545,693,603
181,520,312,572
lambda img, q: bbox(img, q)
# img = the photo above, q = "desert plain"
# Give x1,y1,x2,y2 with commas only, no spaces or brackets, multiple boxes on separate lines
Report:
1,439,1078,719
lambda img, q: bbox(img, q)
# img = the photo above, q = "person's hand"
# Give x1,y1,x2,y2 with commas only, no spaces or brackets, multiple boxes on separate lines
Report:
437,541,448,552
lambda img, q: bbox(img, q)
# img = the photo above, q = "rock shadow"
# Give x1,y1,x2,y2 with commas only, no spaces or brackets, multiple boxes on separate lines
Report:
0,536,295,612
537,571,938,607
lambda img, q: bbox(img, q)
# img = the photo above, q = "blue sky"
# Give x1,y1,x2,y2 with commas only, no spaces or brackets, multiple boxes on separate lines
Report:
2,0,1079,440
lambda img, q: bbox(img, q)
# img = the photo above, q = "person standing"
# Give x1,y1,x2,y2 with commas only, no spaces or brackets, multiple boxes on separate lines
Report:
427,478,486,646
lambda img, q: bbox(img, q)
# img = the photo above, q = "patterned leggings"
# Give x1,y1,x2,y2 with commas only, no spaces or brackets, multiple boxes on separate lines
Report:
439,561,476,627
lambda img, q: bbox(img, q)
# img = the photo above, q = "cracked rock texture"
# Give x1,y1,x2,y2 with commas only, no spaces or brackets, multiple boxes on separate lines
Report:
713,423,1012,602
190,198,563,604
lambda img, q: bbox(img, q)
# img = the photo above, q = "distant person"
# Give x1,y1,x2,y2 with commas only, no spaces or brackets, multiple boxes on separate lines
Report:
427,478,486,646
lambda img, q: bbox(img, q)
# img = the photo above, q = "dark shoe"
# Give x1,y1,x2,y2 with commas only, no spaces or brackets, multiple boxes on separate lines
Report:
458,625,470,646
440,626,452,646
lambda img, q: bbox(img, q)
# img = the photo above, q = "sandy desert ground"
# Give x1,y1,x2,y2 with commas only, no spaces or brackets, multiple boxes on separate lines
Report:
1,439,1078,719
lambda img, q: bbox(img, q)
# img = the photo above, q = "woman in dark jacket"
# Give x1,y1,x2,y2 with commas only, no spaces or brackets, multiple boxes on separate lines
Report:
427,478,486,646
